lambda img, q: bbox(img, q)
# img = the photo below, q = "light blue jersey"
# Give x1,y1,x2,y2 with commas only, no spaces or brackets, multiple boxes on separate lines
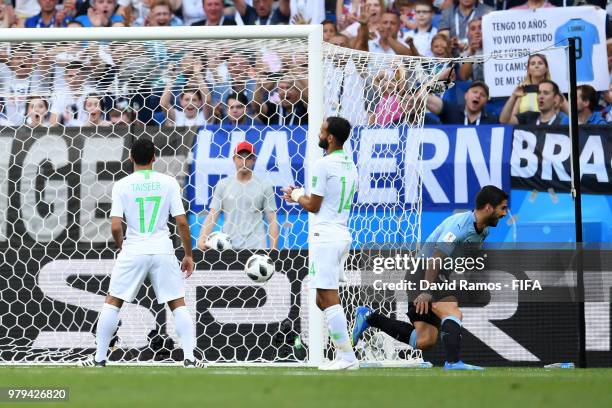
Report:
422,211,488,258
555,19,600,82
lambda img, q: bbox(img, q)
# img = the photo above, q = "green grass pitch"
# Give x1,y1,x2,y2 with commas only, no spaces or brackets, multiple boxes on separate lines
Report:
1,366,610,408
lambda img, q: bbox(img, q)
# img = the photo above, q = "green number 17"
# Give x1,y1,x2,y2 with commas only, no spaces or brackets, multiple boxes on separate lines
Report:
136,196,161,233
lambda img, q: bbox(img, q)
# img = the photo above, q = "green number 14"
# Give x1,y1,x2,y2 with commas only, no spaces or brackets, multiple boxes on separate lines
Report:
338,177,356,213
136,196,161,233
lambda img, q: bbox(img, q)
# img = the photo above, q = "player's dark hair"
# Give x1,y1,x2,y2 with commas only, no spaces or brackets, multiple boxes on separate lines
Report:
326,116,352,146
577,84,598,111
131,138,156,165
475,185,508,210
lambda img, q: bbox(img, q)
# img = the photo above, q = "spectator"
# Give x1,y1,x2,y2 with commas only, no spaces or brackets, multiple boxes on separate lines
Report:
430,32,452,58
356,10,415,55
210,52,257,108
253,70,280,117
396,0,417,35
0,3,17,28
323,19,338,42
218,92,262,126
139,0,183,26
433,0,454,10
510,54,551,115
402,0,437,57
500,79,567,125
607,39,612,83
108,98,136,125
66,19,83,27
395,88,442,125
196,141,279,250
49,61,94,126
482,0,523,10
82,95,112,126
328,33,351,47
192,0,236,25
13,0,40,20
259,76,308,125
25,96,53,127
24,0,72,27
419,32,456,81
117,0,181,26
234,0,290,25
290,0,325,25
511,0,555,9
0,44,46,126
324,36,369,124
75,0,125,27
574,84,607,125
458,18,483,81
60,0,81,24
175,1,204,25
108,37,188,124
371,72,403,125
341,0,384,40
601,82,612,122
438,0,492,51
336,0,362,31
427,80,498,124
161,60,211,127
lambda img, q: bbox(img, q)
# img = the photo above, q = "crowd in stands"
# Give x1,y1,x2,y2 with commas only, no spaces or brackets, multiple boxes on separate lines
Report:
0,0,611,128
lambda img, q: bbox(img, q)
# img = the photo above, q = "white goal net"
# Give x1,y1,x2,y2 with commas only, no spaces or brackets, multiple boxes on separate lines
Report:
0,26,450,365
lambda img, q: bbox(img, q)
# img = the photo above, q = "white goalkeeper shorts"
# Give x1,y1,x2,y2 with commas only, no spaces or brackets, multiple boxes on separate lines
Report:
309,239,351,290
109,253,185,304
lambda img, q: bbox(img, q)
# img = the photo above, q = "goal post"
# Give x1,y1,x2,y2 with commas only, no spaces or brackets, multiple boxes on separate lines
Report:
0,25,443,366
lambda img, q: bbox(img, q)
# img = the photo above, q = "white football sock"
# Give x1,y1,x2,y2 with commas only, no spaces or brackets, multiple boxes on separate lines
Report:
172,306,196,361
95,303,120,362
324,304,356,362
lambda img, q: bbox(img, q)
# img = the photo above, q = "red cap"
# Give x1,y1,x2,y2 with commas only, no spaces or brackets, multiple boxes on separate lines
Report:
235,141,255,155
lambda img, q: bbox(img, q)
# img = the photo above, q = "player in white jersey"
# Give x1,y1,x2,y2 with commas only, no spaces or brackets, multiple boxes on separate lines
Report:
282,116,359,370
80,138,202,368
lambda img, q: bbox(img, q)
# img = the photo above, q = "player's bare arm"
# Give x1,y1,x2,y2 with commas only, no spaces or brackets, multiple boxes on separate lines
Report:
414,249,445,315
281,186,323,213
175,214,194,277
110,216,124,251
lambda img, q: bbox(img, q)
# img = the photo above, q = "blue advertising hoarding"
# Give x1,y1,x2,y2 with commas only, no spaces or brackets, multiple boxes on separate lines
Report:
186,124,513,212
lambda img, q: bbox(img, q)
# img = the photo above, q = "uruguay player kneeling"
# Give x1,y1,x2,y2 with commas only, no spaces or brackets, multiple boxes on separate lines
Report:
353,186,509,370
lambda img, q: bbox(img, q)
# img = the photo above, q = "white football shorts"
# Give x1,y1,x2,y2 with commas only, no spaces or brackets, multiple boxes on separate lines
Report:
109,253,185,304
309,239,351,289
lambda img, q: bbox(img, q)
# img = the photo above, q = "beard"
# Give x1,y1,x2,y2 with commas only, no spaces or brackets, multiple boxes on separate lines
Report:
488,215,499,227
318,138,329,150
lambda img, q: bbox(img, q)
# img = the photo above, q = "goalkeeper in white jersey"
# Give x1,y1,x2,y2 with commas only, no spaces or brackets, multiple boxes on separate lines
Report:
283,116,359,370
80,138,202,368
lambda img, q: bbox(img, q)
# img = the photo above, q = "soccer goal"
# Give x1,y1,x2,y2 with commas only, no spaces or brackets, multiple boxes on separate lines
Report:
0,25,451,366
